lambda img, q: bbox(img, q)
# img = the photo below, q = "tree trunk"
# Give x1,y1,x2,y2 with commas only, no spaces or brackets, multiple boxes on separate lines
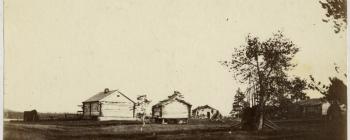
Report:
257,112,264,130
254,52,265,131
256,94,265,131
140,115,145,132
142,115,146,126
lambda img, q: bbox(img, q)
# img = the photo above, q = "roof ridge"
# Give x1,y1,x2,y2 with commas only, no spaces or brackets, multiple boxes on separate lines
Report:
153,96,191,107
83,89,135,103
116,89,136,104
97,89,118,94
193,104,214,110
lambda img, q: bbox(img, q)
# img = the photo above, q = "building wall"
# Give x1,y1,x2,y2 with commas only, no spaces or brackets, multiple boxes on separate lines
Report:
161,101,190,119
152,107,162,118
301,104,326,118
83,102,100,116
83,92,136,119
321,102,331,115
101,102,134,118
193,108,217,119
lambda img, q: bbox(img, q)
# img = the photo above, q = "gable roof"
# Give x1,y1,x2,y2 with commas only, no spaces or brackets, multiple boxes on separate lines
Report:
83,89,135,104
297,98,326,106
153,97,191,108
193,105,216,111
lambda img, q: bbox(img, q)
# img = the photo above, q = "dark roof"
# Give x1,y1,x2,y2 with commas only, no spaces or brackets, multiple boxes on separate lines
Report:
83,89,135,103
153,96,191,108
297,98,326,106
232,104,242,108
193,105,216,111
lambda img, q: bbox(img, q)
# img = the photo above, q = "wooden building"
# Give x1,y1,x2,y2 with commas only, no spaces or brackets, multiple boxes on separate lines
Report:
23,110,39,122
152,91,192,124
285,98,331,119
192,105,222,119
296,98,330,118
82,88,136,121
230,104,243,118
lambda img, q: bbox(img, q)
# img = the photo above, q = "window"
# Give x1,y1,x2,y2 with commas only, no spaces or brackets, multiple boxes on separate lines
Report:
93,104,99,111
84,105,89,111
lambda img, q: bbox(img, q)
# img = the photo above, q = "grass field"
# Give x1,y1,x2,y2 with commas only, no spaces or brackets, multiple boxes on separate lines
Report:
4,119,346,140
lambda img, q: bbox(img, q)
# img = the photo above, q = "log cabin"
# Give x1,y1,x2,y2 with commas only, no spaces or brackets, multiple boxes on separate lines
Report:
152,91,192,124
285,98,331,119
82,88,136,121
296,98,330,118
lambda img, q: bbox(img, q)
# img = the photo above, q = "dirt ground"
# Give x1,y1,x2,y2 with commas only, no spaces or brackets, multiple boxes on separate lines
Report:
4,119,346,140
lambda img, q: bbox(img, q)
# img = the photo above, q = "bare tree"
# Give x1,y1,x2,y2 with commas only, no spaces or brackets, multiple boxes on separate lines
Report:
136,95,151,132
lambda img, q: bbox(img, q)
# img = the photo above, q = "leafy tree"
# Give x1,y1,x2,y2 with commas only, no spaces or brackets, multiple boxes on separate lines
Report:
265,77,309,118
334,63,347,78
309,75,347,138
233,88,249,107
309,76,347,105
168,90,184,99
319,0,347,33
230,88,249,118
327,77,347,105
221,31,300,130
136,94,151,131
288,77,309,102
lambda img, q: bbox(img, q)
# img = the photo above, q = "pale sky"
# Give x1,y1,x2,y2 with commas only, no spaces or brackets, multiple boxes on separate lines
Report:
4,0,347,115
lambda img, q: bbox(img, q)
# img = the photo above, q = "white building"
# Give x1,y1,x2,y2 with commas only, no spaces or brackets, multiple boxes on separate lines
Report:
82,88,136,121
152,91,192,124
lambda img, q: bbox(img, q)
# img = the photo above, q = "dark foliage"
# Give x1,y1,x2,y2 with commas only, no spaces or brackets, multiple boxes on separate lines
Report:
241,106,258,131
327,77,347,105
233,88,249,107
319,0,347,33
308,76,347,105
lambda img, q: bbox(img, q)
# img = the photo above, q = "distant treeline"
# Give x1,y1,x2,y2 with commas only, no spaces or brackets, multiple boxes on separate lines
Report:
4,110,23,119
4,109,77,120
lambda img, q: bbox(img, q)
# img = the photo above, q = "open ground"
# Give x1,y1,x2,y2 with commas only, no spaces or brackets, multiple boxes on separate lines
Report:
4,119,346,140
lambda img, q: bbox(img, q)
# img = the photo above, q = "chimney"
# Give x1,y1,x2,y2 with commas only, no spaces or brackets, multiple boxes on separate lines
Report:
104,88,109,93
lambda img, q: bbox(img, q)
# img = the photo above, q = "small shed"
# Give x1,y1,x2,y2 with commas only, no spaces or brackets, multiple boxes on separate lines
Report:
23,110,39,122
152,91,192,124
192,105,222,119
82,88,136,121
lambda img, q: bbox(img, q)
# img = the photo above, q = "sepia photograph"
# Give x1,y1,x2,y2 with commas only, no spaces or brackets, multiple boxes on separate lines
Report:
3,0,348,139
